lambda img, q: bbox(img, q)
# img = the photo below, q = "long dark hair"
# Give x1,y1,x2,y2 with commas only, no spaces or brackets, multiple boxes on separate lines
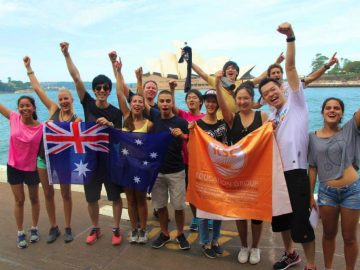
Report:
17,95,38,120
234,81,255,100
123,94,146,132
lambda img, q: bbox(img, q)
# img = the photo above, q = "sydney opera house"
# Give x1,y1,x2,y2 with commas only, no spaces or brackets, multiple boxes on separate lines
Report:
143,43,255,90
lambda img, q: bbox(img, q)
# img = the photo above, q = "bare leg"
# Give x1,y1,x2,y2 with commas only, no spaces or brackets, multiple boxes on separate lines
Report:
236,220,248,247
125,189,138,229
60,184,72,228
302,241,316,268
175,209,185,235
135,191,148,230
281,230,294,253
38,168,56,227
10,184,25,231
158,207,169,235
28,184,40,227
340,207,360,270
320,205,339,269
251,222,263,248
112,199,122,228
88,201,99,227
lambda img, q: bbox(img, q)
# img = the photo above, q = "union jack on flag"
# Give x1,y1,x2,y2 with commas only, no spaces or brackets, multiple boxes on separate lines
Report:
44,122,110,185
45,122,109,154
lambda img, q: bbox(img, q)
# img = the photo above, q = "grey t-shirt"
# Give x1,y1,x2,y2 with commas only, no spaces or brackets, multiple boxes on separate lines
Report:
308,115,360,182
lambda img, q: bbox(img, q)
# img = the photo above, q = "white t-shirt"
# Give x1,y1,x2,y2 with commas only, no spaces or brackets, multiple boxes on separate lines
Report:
269,81,308,171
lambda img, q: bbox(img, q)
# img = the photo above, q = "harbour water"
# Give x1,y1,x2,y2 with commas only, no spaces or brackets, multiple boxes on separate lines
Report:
0,85,359,167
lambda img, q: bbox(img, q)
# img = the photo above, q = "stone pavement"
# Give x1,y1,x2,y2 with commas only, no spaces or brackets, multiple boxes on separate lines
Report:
0,182,357,270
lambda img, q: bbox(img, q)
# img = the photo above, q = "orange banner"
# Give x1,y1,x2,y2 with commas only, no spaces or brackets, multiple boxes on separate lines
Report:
187,122,291,222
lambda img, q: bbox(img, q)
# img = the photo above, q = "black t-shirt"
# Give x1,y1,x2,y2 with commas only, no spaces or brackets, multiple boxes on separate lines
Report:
150,108,188,174
81,91,122,128
196,119,229,145
230,111,262,144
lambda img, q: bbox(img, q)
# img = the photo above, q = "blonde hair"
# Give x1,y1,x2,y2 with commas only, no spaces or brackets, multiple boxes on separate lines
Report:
58,88,75,114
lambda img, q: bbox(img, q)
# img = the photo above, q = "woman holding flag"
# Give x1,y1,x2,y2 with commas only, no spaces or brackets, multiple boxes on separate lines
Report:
0,96,43,248
188,89,229,259
23,56,81,243
214,73,268,265
113,55,153,244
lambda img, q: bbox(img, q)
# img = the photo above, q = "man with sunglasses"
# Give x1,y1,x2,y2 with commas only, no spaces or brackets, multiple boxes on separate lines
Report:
60,42,123,246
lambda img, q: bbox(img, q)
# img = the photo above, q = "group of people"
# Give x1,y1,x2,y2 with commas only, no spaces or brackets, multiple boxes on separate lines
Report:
0,22,358,270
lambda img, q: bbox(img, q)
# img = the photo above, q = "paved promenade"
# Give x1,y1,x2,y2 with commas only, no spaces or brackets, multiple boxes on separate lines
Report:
0,181,357,270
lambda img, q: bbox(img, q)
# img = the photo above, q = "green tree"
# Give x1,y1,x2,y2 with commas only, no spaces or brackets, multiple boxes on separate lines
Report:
343,61,360,73
311,53,328,72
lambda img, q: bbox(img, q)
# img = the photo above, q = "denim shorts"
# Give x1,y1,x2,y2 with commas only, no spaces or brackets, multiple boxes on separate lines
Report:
318,178,360,209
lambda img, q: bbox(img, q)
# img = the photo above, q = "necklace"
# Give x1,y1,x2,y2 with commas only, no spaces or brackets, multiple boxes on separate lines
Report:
59,110,74,122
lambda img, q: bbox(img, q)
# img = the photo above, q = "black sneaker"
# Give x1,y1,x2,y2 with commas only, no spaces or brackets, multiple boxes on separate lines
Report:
151,232,170,249
202,245,216,259
176,233,190,250
64,227,74,243
211,242,223,255
47,226,60,244
273,251,301,270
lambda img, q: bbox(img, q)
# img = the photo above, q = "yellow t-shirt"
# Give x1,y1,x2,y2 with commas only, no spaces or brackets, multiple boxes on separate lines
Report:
207,76,243,119
122,119,149,133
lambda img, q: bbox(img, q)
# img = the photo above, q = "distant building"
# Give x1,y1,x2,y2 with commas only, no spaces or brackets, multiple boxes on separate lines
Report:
143,43,255,90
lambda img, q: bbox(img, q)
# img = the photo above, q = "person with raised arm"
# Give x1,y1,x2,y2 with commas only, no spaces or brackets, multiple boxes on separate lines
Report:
0,96,43,248
23,56,81,243
188,89,229,259
60,42,124,246
141,89,190,251
258,22,316,270
214,71,268,265
169,80,205,231
308,98,360,270
114,55,153,244
184,49,283,118
254,52,338,109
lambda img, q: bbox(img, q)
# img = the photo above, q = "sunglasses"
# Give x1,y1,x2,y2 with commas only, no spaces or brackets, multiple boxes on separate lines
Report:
94,85,110,91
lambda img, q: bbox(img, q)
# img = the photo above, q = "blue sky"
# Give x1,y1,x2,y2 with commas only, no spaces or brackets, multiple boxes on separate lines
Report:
1,0,359,83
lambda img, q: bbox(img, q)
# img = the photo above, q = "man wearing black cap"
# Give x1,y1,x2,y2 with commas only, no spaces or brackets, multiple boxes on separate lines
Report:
60,42,124,247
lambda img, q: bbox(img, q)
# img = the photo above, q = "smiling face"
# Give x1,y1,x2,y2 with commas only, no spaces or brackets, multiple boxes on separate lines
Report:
204,96,218,115
186,92,201,111
235,88,253,113
93,83,110,102
260,81,285,109
58,90,73,113
143,81,158,101
130,95,145,116
322,99,344,126
17,97,36,120
225,64,239,82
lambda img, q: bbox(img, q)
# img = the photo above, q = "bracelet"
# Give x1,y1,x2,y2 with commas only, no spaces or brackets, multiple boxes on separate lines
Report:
27,71,34,75
323,64,330,70
286,36,295,42
108,122,114,127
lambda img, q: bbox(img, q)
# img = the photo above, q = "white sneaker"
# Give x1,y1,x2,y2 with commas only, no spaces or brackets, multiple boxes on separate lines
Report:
137,229,148,244
237,246,249,263
129,229,138,243
249,248,261,264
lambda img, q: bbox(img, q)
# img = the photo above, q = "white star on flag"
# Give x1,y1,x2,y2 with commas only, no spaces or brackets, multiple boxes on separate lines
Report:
133,176,141,184
121,148,129,156
143,161,149,166
149,152,158,159
135,139,143,146
73,160,91,177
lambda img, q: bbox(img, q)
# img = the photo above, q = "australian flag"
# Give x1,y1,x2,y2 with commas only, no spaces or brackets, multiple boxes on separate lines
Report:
44,122,171,192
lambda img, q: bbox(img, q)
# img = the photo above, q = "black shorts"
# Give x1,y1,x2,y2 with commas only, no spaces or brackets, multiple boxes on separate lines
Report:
271,169,315,243
7,164,39,186
84,169,123,203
